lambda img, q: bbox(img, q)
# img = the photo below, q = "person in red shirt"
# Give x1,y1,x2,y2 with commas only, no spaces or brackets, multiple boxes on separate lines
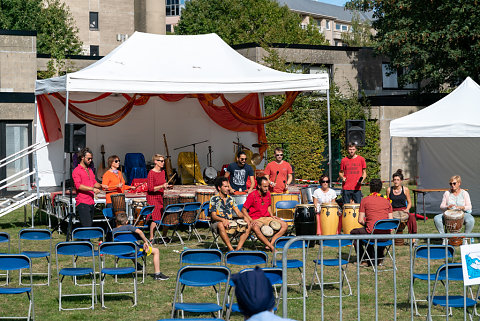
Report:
351,178,393,266
264,147,293,193
339,143,366,204
242,177,287,251
72,147,107,227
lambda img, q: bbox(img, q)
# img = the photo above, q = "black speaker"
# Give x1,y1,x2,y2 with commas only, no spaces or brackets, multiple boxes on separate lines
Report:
345,119,366,147
64,123,86,153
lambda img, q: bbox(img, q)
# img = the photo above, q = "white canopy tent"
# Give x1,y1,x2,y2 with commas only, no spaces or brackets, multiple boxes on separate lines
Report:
390,77,480,214
34,32,331,187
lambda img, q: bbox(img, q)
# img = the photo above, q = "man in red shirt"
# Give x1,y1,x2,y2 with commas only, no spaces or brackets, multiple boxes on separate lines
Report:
351,178,393,266
242,177,287,251
264,147,293,194
339,143,366,204
72,147,106,227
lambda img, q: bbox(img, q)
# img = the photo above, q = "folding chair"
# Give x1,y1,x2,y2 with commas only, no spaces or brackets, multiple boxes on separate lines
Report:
0,254,34,320
133,205,154,232
179,249,223,266
428,263,476,321
275,200,298,235
18,229,52,286
113,231,146,284
55,241,95,311
155,204,185,246
359,219,400,272
102,208,115,233
198,202,212,241
273,236,309,299
171,265,230,319
180,202,203,242
410,244,455,316
310,239,353,297
71,227,104,286
0,232,10,285
224,250,269,268
99,242,137,308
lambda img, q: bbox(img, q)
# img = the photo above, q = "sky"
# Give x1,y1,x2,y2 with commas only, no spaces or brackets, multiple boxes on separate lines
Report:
317,0,347,6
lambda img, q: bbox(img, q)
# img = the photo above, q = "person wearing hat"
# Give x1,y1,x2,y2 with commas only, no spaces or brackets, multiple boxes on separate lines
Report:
232,267,296,321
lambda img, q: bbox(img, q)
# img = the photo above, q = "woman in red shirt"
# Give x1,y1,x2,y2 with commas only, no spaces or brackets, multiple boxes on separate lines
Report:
147,154,171,243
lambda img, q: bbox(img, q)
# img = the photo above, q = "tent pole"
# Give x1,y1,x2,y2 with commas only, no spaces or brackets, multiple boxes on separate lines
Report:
327,89,332,187
63,89,69,196
389,136,393,187
260,93,267,165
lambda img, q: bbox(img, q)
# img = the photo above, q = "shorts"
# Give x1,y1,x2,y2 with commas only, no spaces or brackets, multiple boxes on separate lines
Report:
254,216,275,227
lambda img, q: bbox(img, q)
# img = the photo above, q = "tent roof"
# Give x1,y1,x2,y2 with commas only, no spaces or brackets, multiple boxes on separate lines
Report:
390,77,480,137
35,32,329,95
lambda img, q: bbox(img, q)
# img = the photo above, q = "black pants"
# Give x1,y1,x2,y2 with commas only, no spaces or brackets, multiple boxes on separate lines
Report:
350,227,385,263
76,203,95,227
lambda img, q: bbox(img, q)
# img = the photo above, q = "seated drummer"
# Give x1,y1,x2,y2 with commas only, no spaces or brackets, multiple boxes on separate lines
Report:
210,177,252,251
434,175,473,245
242,177,288,251
351,179,393,266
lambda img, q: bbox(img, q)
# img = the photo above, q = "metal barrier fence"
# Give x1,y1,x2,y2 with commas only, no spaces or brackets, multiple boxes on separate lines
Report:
280,233,480,321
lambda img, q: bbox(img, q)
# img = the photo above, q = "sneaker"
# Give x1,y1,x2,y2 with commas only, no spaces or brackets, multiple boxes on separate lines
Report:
152,272,169,281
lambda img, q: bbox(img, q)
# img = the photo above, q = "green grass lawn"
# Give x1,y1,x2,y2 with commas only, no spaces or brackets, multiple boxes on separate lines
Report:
0,189,476,321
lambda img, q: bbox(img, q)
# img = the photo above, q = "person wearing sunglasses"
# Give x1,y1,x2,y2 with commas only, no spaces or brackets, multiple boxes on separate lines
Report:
434,175,473,242
147,154,172,243
102,155,134,209
313,175,337,212
72,147,108,227
225,151,255,194
264,147,293,193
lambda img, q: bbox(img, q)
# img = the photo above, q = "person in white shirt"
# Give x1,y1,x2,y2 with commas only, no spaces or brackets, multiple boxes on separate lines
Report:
313,175,337,213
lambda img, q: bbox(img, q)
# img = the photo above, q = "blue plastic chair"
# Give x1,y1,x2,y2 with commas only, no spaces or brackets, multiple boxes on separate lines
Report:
275,200,298,235
99,241,138,308
310,239,353,297
102,208,115,232
55,241,95,311
360,219,400,272
171,265,230,319
199,202,213,242
224,250,269,267
156,204,185,246
428,263,476,320
0,232,10,285
18,228,52,286
179,249,223,266
133,205,154,231
0,254,34,320
410,245,455,316
181,202,203,242
113,231,146,284
124,153,147,185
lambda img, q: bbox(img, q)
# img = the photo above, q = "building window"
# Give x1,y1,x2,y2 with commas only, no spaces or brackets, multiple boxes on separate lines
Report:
89,12,99,30
342,25,348,31
335,23,341,30
166,24,172,33
382,63,419,89
90,45,99,56
325,20,330,30
166,0,185,16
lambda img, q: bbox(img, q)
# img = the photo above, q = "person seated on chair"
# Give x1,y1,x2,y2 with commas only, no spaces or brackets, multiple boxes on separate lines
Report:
210,176,252,251
433,175,473,244
225,151,255,195
350,178,393,267
232,266,296,321
242,177,288,252
112,213,169,281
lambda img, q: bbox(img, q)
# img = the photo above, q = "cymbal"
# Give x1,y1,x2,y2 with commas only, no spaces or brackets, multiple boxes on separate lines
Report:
250,153,263,166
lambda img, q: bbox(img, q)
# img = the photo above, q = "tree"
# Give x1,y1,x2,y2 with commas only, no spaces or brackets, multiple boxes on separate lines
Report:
341,11,374,47
176,0,328,46
346,0,480,92
0,0,82,77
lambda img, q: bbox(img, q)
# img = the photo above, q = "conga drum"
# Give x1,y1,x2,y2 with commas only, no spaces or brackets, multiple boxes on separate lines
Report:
294,204,317,236
342,203,362,234
179,193,195,204
236,219,248,233
226,220,238,235
392,211,409,246
196,189,215,204
319,203,340,235
261,225,274,237
111,193,126,216
444,209,465,246
163,194,179,207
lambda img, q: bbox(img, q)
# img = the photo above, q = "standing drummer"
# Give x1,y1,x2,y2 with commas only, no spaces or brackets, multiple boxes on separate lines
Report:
225,151,255,194
339,143,366,204
264,147,293,193
210,177,252,251
242,177,287,251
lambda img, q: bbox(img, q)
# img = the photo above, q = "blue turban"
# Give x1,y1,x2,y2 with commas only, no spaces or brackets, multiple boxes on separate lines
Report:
232,266,275,317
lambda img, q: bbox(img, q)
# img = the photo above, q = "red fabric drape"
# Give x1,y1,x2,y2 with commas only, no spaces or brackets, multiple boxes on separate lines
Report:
37,94,63,142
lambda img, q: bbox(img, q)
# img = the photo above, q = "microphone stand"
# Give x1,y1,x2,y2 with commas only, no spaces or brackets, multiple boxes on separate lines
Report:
174,140,208,184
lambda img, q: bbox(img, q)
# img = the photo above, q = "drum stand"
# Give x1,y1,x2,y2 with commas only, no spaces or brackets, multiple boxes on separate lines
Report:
174,140,208,184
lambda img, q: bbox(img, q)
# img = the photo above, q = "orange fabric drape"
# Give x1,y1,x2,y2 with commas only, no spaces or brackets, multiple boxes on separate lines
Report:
37,94,63,142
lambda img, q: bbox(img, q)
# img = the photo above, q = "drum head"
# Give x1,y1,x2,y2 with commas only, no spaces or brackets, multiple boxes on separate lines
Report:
261,225,274,237
344,203,360,209
236,219,247,226
444,209,464,219
269,220,281,231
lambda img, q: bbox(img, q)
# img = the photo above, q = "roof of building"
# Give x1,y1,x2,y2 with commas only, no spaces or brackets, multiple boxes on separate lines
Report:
276,0,374,23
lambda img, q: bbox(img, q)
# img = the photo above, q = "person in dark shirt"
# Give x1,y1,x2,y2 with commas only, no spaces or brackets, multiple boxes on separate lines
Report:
225,151,255,194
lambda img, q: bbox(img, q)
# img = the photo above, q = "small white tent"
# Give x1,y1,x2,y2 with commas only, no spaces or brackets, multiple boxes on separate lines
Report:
35,32,330,187
390,77,480,214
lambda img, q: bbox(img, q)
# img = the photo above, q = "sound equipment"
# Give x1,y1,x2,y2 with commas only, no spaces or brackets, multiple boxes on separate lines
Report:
345,119,366,147
64,123,86,153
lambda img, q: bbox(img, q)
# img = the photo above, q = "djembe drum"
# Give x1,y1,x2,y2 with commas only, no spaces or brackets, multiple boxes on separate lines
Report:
163,194,179,207
342,203,362,234
196,189,215,220
111,193,126,216
444,209,465,246
179,193,195,204
319,203,340,235
131,199,147,225
393,211,409,246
